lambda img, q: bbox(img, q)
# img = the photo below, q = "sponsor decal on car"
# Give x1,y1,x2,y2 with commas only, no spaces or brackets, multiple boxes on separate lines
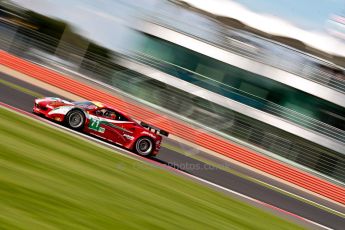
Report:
123,134,134,140
88,116,105,133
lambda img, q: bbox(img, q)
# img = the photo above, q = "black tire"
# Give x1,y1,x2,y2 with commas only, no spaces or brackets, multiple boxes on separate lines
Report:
134,137,154,157
65,109,85,130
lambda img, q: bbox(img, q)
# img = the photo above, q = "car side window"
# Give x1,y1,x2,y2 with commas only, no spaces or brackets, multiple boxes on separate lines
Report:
94,108,130,121
95,109,107,117
115,113,129,121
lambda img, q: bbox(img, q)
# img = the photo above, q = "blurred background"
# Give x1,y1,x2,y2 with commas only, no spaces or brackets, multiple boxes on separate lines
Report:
1,0,345,184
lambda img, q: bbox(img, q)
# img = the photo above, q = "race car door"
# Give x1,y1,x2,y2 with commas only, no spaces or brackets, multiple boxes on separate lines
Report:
87,108,128,145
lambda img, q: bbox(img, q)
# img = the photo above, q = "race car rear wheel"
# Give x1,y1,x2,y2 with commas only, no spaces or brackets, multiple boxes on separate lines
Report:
66,110,85,130
135,137,154,157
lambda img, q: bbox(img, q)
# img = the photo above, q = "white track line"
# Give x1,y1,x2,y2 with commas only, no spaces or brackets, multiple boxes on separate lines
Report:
0,102,336,230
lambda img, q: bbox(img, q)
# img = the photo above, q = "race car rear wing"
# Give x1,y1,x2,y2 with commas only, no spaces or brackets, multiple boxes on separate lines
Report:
140,122,169,137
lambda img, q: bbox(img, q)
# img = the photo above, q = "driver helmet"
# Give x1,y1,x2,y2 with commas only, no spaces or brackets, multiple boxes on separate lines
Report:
110,113,117,120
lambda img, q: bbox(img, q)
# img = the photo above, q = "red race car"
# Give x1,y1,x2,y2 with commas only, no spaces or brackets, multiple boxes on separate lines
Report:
33,97,169,157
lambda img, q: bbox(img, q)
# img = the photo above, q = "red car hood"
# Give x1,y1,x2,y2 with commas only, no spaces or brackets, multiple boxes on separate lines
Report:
35,97,73,110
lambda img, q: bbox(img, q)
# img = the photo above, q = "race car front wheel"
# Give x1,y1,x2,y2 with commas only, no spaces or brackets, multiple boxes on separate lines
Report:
135,137,154,157
66,110,85,130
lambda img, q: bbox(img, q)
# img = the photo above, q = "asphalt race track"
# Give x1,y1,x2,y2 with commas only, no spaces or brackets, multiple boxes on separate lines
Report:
1,72,344,229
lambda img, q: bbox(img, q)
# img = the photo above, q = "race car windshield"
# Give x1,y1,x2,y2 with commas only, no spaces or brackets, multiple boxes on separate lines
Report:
73,101,94,106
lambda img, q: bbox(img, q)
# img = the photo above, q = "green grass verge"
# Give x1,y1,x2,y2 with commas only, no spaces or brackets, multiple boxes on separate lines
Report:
0,107,303,230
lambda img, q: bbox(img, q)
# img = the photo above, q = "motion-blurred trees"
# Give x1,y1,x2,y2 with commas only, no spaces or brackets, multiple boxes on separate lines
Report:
26,11,112,60
1,1,113,66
